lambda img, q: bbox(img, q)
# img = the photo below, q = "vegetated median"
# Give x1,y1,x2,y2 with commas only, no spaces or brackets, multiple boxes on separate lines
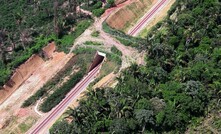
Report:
39,69,85,113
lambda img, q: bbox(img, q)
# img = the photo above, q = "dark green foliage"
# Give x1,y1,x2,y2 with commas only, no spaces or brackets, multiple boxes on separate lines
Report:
0,61,10,87
58,19,93,52
40,70,85,112
91,31,100,37
81,1,102,12
81,0,115,17
111,46,122,56
105,0,115,8
92,8,105,17
50,0,220,133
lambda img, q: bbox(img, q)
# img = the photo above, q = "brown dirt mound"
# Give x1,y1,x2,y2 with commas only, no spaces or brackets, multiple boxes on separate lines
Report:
106,0,155,32
0,42,62,104
42,42,56,59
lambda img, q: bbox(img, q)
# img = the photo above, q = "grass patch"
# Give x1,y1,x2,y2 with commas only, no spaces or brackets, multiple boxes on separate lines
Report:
58,19,93,53
18,117,37,133
84,41,102,46
211,116,221,131
102,22,146,50
116,37,139,47
138,28,149,38
91,31,100,37
18,123,29,133
111,46,122,56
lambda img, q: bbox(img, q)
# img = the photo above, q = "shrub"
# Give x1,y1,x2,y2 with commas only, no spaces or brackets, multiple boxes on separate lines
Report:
111,46,122,56
91,31,100,37
92,1,103,10
92,8,105,17
58,19,93,52
105,0,115,8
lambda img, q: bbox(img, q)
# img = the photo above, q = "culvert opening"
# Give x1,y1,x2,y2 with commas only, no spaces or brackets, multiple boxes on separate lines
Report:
88,51,106,72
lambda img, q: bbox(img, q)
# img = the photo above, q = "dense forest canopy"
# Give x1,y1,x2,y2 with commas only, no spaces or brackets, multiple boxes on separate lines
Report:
50,0,221,133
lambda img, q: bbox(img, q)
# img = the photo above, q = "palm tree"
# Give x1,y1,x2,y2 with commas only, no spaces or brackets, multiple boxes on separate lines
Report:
134,109,155,132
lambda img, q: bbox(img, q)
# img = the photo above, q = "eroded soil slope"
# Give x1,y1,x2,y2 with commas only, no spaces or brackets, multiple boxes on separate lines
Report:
0,43,74,133
106,0,156,32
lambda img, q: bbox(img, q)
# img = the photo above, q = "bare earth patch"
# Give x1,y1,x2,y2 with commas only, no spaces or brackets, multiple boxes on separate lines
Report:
0,44,74,133
106,0,157,32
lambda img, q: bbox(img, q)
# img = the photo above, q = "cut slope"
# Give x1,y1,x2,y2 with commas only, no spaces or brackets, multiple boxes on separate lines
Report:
0,42,70,104
0,55,44,104
106,0,156,32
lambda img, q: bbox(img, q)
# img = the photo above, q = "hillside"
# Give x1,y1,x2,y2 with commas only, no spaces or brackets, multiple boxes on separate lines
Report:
50,0,221,133
106,0,156,32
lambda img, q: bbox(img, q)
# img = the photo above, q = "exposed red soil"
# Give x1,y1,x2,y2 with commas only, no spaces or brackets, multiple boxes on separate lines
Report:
15,108,29,117
0,42,74,132
0,42,59,105
42,42,56,59
0,55,44,104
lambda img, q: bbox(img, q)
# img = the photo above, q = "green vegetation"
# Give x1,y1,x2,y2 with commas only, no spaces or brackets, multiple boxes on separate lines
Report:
116,37,139,47
19,123,30,133
40,70,85,112
0,0,92,87
58,19,93,52
50,0,221,133
103,22,146,50
91,31,100,37
81,0,115,17
84,41,102,46
22,56,76,108
111,46,122,56
92,8,105,17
